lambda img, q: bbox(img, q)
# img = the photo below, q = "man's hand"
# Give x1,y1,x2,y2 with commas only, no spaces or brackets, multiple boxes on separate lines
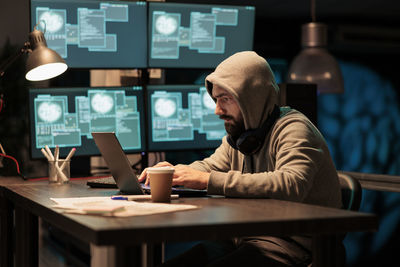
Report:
138,161,173,185
138,162,210,190
172,165,210,190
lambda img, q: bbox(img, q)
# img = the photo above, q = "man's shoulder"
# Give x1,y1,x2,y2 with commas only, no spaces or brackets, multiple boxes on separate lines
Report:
278,107,307,121
275,108,317,132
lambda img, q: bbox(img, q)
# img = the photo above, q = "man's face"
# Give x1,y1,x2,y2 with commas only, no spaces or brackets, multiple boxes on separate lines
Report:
212,85,245,138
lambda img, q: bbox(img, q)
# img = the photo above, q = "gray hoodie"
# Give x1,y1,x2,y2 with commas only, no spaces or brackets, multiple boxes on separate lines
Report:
190,51,342,209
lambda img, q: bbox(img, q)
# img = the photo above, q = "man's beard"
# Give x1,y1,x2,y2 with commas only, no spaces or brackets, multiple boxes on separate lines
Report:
220,115,245,139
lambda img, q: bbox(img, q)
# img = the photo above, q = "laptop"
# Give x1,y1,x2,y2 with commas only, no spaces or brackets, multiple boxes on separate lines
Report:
90,132,208,197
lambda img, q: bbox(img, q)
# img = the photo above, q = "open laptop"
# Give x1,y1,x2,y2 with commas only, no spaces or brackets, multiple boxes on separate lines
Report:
90,132,208,197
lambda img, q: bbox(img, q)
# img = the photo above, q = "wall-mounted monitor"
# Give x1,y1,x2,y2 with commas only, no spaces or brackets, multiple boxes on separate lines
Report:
30,0,148,68
28,86,145,159
146,84,226,151
148,2,255,68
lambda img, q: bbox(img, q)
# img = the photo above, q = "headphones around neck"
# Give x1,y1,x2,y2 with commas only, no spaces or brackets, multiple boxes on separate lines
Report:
227,105,280,155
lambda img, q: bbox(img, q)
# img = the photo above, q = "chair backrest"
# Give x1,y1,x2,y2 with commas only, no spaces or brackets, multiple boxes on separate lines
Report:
338,172,362,211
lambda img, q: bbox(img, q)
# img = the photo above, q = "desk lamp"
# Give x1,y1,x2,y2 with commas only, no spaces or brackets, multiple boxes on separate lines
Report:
0,25,68,81
287,0,344,94
0,24,67,178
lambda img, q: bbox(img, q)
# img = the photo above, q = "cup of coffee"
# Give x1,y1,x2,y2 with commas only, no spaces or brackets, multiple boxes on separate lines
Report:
147,166,175,202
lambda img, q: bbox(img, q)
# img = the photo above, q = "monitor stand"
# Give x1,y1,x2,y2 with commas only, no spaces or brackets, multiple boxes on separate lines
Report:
70,156,91,177
140,152,148,171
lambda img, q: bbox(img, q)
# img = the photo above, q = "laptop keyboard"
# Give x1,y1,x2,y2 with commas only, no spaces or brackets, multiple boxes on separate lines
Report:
87,175,208,197
87,176,118,188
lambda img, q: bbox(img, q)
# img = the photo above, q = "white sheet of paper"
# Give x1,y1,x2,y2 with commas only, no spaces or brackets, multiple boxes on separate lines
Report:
50,196,198,217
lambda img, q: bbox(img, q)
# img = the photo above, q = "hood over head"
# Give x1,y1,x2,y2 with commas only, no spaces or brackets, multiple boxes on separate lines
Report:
205,51,279,130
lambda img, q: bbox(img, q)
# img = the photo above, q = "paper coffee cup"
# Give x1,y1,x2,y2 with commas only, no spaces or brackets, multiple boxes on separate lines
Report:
147,166,174,202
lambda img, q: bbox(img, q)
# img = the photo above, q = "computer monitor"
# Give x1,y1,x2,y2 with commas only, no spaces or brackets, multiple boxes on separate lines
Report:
28,86,145,159
146,84,226,151
30,0,147,68
148,2,255,68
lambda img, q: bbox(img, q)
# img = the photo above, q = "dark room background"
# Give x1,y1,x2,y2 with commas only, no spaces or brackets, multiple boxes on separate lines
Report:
1,1,400,266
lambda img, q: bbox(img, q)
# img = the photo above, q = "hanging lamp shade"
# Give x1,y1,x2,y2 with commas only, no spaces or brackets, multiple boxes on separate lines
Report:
25,29,68,81
287,22,344,94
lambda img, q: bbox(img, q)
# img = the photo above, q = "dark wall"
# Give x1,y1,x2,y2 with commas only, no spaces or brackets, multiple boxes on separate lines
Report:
0,0,30,48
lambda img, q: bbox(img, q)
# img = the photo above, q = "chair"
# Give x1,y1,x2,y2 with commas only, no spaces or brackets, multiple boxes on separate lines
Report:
308,173,363,267
337,172,362,211
333,173,363,266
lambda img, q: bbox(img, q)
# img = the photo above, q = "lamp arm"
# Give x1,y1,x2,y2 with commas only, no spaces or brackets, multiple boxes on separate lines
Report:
0,42,31,78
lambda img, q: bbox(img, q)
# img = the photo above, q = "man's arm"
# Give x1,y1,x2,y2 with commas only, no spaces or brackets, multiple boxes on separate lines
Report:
170,165,210,189
188,136,232,172
138,137,232,189
171,137,232,189
207,118,332,202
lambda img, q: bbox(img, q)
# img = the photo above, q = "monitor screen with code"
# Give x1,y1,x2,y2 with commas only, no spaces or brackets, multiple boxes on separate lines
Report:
148,2,255,68
146,84,226,151
28,86,145,159
30,0,147,68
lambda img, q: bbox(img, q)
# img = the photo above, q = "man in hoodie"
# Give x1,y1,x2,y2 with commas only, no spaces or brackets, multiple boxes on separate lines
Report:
139,51,342,266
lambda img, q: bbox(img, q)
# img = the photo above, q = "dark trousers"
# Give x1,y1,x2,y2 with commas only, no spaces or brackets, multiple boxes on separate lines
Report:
161,237,312,267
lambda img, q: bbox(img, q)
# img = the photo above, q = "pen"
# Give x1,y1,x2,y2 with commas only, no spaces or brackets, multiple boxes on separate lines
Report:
60,147,76,171
45,145,54,161
111,196,129,200
54,145,59,162
41,148,52,161
55,164,69,182
111,194,179,201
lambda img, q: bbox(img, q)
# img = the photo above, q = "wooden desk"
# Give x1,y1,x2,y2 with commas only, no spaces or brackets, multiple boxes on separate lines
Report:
0,176,38,267
0,178,378,267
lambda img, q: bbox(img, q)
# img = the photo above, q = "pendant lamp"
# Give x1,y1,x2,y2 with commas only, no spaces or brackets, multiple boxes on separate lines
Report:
287,0,344,94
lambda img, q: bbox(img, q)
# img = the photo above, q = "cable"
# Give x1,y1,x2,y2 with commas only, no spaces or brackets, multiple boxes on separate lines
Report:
0,94,4,113
0,152,26,180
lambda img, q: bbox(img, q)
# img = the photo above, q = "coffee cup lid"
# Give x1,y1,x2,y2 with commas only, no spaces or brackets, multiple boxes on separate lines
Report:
147,166,175,174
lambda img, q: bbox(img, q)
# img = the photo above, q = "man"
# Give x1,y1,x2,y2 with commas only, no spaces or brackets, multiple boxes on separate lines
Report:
139,51,342,266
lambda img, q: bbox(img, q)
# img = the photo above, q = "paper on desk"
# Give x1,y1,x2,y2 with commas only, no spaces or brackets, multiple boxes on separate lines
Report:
50,196,198,217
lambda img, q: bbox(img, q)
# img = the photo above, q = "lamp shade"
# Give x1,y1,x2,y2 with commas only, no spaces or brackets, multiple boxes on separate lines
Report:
25,29,68,81
287,22,344,94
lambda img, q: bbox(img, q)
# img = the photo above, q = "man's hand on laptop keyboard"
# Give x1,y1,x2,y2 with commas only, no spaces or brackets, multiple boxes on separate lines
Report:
138,161,210,190
138,161,174,185
171,165,210,190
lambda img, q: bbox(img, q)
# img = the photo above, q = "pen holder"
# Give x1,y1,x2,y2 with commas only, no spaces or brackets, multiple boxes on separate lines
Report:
48,159,70,184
